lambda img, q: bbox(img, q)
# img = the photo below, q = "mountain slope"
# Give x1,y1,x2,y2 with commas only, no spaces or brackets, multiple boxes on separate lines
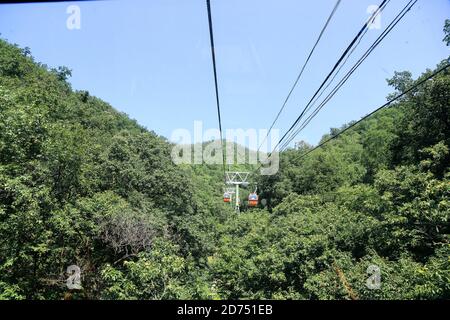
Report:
0,28,449,300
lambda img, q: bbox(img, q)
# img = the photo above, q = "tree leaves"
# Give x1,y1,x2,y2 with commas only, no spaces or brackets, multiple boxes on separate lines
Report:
0,28,449,300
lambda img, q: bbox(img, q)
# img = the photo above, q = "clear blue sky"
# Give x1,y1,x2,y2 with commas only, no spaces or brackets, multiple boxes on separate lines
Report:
0,0,449,149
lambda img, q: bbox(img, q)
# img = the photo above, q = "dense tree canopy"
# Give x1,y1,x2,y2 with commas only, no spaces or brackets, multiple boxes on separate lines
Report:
0,23,449,300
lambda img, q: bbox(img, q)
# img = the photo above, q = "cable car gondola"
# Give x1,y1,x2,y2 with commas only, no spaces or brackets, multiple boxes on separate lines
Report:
248,193,258,207
223,192,231,203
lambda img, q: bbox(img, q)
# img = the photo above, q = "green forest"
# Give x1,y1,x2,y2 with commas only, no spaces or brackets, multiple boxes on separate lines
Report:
0,21,449,300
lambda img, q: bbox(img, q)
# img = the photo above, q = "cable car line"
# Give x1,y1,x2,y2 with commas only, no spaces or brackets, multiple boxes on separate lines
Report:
279,16,377,150
206,0,227,182
292,63,450,161
257,0,342,153
251,0,388,174
279,0,418,152
267,0,389,158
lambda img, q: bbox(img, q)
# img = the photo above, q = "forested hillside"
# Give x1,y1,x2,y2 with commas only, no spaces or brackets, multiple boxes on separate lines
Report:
0,22,449,300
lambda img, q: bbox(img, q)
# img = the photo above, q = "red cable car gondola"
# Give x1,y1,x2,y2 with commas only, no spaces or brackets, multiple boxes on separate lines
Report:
248,193,258,207
223,192,231,203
